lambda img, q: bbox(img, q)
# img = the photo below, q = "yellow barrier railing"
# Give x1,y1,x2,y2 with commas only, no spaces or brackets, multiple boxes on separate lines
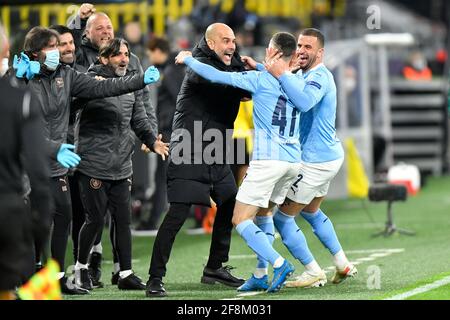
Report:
0,0,345,37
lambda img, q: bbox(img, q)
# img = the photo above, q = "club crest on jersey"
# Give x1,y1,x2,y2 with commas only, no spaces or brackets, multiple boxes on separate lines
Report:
55,77,64,88
90,178,102,190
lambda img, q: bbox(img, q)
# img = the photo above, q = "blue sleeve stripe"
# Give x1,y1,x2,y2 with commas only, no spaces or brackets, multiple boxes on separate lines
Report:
307,81,322,90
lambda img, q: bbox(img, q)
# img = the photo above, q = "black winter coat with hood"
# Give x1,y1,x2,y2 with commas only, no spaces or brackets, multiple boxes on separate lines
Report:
170,36,249,176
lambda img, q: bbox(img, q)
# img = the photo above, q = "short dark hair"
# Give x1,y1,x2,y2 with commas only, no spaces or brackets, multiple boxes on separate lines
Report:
99,38,129,58
299,28,325,48
23,26,59,55
270,32,297,58
147,36,170,54
49,25,73,37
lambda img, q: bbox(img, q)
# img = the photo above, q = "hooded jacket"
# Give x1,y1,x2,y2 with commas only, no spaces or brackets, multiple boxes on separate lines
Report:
170,36,249,168
76,63,157,180
22,64,146,178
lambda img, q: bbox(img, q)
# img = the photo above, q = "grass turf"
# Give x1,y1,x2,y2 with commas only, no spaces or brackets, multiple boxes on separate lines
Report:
64,176,450,300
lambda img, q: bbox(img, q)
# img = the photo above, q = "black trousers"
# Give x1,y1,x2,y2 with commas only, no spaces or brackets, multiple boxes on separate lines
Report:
50,175,72,273
69,173,84,263
149,165,237,278
0,194,33,291
71,173,119,264
77,173,133,270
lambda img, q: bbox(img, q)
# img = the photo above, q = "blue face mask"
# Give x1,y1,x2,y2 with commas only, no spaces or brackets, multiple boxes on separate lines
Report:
44,49,60,70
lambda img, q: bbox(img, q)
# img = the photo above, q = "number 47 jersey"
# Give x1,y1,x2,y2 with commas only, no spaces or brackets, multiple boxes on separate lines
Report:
229,70,301,163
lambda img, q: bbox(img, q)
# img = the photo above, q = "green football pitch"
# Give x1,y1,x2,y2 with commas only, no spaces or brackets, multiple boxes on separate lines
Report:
64,176,450,300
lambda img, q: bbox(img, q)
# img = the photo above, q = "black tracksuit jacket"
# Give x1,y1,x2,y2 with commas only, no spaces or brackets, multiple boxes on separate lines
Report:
69,16,157,135
20,64,147,178
75,63,157,180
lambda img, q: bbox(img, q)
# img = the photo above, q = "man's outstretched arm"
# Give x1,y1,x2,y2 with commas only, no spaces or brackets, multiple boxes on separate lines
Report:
175,51,259,93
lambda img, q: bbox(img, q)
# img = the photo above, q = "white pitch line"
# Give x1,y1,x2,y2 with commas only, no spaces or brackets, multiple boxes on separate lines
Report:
355,257,376,262
237,292,264,297
385,276,450,300
346,248,404,254
370,253,392,258
226,249,405,261
228,255,258,260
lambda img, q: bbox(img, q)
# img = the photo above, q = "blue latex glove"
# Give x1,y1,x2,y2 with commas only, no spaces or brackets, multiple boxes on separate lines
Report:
13,52,30,78
27,61,40,80
57,144,81,168
13,52,40,80
143,66,160,84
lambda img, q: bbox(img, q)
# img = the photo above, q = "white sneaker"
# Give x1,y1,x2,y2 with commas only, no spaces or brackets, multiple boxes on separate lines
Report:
331,264,358,284
285,270,327,288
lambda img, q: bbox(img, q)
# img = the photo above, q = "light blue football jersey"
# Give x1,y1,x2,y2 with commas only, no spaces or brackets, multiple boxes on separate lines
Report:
297,64,344,163
184,56,301,163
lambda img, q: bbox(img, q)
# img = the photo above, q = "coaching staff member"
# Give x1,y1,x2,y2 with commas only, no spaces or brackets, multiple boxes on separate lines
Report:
146,23,250,297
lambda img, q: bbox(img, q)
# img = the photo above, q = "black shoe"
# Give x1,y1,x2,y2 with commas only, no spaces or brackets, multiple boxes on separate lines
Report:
88,252,103,288
118,272,146,290
75,268,93,291
201,265,245,287
60,277,89,295
145,278,167,297
111,272,119,285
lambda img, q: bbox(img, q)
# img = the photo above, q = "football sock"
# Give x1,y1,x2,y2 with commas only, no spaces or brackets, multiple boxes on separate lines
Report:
273,209,314,265
255,215,275,271
75,262,88,270
90,243,103,254
119,270,133,279
273,257,285,269
236,220,281,266
301,209,342,255
254,268,268,279
304,260,323,274
333,250,351,271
